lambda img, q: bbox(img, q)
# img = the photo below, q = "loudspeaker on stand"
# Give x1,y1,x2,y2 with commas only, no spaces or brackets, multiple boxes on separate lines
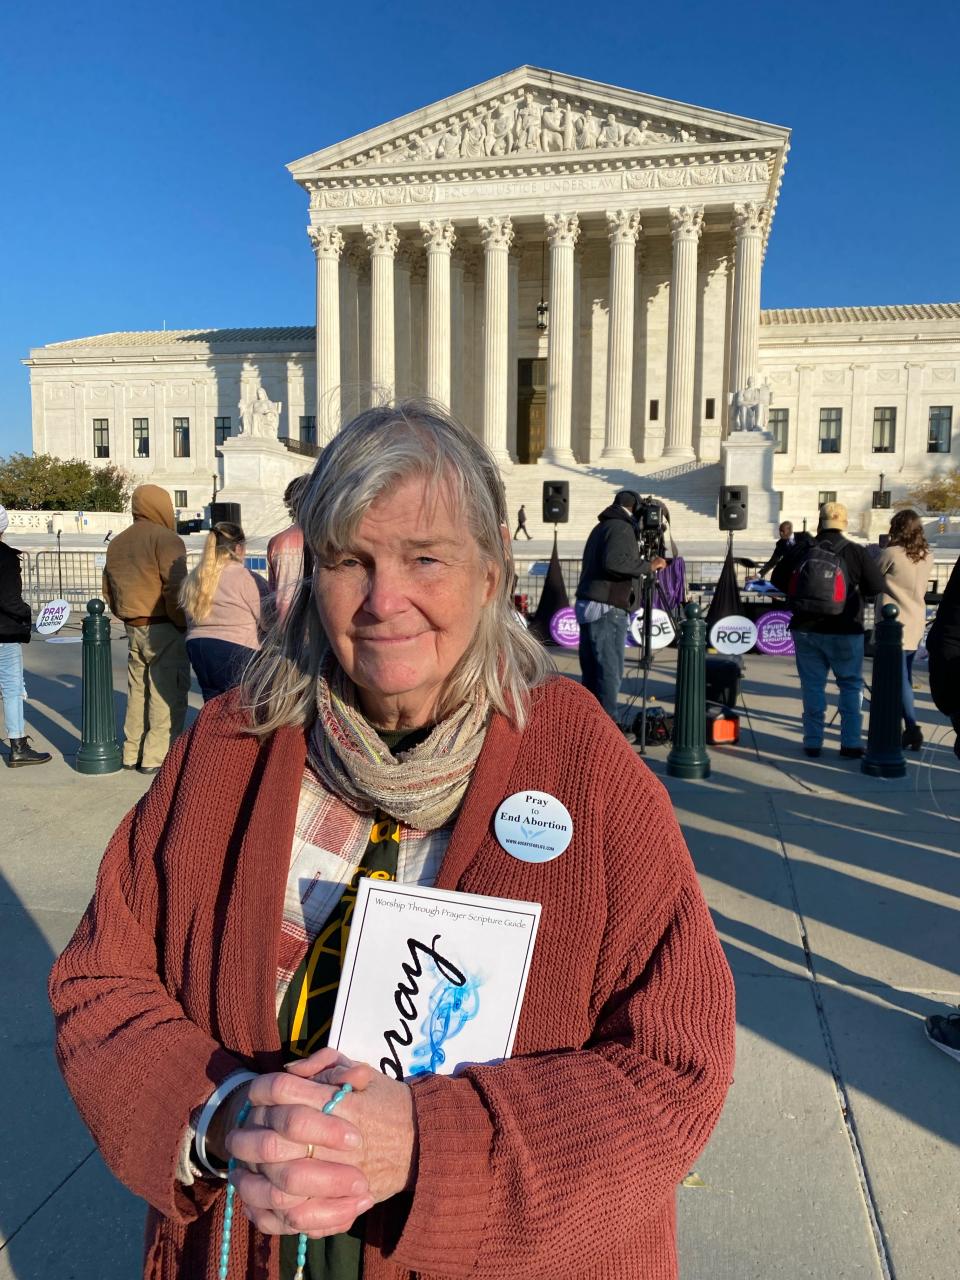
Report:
718,486,748,531
542,481,569,524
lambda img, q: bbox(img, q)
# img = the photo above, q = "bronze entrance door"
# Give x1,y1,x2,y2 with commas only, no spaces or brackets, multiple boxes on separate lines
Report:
516,358,547,464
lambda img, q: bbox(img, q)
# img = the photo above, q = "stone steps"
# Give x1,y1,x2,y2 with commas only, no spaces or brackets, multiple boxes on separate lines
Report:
501,459,780,544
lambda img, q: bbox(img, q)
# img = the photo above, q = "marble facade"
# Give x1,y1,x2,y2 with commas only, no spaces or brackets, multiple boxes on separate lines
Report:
22,68,960,539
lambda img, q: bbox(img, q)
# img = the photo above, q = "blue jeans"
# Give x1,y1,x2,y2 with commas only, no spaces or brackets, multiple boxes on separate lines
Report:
578,608,628,721
0,643,27,739
793,631,865,749
186,637,256,703
902,650,916,726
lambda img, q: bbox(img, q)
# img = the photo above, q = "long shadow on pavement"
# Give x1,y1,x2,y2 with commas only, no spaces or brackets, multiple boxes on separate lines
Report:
0,871,141,1280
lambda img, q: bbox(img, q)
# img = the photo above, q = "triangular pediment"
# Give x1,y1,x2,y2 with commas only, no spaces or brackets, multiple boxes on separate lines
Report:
288,66,789,182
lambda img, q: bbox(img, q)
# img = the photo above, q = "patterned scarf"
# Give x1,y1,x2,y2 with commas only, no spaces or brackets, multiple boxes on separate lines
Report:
308,661,490,831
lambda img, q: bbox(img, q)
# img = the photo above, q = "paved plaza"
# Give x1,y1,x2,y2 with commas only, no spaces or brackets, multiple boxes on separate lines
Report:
0,628,957,1279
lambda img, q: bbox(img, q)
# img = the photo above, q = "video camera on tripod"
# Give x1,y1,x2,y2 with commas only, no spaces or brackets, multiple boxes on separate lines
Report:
613,491,678,755
617,491,670,559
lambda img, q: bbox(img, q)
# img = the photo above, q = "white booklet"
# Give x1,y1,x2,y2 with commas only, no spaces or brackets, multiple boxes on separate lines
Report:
328,879,541,1080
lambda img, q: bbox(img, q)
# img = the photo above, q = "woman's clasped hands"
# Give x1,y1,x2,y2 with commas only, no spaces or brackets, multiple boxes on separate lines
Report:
217,1049,418,1239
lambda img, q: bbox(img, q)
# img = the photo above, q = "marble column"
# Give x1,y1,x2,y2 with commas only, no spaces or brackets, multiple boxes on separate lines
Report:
339,242,363,421
450,251,465,420
602,209,641,462
543,212,580,464
362,222,399,400
478,215,514,467
848,362,870,472
308,225,343,441
420,220,456,408
393,241,417,399
664,205,703,459
728,202,768,405
794,363,816,470
902,361,924,475
508,239,521,459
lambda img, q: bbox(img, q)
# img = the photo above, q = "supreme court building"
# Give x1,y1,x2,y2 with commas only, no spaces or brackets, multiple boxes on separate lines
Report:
25,68,960,539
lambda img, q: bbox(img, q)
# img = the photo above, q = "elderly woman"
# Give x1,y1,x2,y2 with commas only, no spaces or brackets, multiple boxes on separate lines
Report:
50,403,734,1280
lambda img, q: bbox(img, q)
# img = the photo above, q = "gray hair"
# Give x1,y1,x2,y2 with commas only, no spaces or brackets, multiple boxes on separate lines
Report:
244,400,554,734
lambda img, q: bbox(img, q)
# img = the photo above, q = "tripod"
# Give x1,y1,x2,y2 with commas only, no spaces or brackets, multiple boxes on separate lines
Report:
624,526,681,755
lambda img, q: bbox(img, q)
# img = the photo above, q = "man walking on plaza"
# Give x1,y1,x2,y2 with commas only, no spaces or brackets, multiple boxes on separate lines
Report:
103,484,189,774
772,501,885,758
575,489,665,737
513,503,532,540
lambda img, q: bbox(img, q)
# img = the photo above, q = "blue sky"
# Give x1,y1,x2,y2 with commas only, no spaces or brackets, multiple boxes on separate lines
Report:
2,0,958,455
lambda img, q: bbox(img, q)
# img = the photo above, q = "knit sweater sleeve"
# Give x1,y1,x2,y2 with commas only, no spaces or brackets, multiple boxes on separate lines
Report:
385,761,735,1277
48,727,245,1222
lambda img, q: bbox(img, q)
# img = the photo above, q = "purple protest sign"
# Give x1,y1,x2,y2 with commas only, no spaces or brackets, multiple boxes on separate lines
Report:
755,610,795,656
549,607,580,648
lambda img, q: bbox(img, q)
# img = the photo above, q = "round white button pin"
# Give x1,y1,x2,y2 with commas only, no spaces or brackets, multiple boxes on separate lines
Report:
494,790,573,864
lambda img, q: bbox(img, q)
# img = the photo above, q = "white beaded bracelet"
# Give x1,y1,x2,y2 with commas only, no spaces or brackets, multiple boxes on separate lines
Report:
193,1070,258,1178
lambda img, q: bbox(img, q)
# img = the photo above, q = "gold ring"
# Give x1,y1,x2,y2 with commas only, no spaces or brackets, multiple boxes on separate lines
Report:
305,1144,315,1160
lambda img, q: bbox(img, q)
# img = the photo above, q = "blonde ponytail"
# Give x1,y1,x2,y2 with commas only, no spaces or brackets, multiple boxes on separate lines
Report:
179,521,245,622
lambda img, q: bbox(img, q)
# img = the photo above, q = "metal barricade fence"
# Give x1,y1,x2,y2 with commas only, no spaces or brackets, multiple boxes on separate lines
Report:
19,547,957,628
23,550,268,612
31,550,109,611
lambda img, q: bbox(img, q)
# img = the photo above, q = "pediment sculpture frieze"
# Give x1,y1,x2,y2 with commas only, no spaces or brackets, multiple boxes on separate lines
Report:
341,91,742,171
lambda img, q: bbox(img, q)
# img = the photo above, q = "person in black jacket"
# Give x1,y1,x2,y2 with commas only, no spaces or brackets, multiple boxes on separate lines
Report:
771,501,885,759
0,506,51,766
925,553,960,758
759,521,804,576
575,491,666,734
922,555,960,1062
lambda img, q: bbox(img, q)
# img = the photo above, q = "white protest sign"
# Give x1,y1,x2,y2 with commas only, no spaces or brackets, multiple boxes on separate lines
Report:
628,608,676,651
35,599,71,636
329,879,541,1081
710,614,758,655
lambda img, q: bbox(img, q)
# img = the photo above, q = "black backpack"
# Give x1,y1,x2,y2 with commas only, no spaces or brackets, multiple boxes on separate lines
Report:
787,541,849,616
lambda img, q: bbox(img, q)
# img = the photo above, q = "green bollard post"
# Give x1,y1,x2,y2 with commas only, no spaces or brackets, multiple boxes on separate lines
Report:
667,601,711,780
76,599,122,775
862,602,906,778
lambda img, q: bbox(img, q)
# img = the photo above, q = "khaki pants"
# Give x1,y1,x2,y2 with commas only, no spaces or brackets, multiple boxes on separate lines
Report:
123,622,190,768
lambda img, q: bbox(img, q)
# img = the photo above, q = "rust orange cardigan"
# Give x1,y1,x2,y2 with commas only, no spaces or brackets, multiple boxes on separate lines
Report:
49,676,735,1280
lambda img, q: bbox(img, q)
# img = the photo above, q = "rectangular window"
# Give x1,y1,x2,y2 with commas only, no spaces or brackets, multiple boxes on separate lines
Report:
300,415,317,445
132,417,150,458
173,417,191,458
705,397,715,420
775,490,783,514
769,407,789,454
872,406,896,453
818,407,842,454
649,399,659,421
93,419,110,458
174,489,188,508
214,416,232,446
818,490,837,507
928,405,952,453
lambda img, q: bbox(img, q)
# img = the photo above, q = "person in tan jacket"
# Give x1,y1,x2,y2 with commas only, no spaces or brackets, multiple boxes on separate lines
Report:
877,508,932,751
103,484,190,772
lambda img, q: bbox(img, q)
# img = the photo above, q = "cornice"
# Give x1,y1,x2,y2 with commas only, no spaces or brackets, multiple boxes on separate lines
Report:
762,303,960,325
